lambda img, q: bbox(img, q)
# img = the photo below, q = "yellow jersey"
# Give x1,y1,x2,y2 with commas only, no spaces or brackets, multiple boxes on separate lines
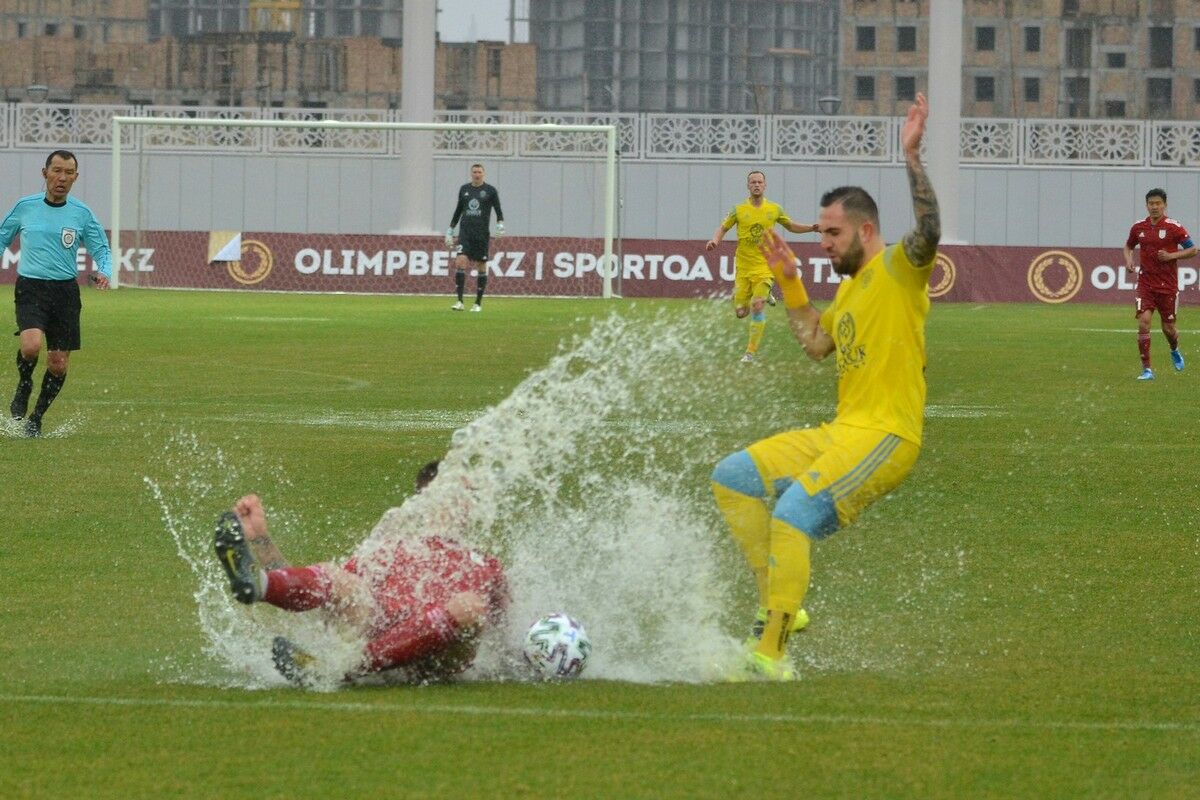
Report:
819,243,933,445
722,199,791,276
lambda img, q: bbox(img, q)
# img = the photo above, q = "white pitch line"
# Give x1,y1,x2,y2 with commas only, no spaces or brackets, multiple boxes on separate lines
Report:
1071,328,1200,334
221,316,333,323
1,693,1196,734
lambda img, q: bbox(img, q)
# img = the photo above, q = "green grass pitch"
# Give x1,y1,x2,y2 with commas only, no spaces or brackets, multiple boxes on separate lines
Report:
0,286,1198,798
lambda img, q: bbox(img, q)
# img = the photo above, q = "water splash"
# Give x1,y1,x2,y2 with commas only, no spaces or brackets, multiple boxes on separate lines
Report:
148,300,964,687
0,412,84,439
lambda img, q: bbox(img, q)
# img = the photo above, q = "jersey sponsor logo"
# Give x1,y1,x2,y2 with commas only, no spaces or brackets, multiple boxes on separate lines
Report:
835,312,866,375
466,198,482,216
1027,250,1083,303
61,228,76,248
748,222,764,243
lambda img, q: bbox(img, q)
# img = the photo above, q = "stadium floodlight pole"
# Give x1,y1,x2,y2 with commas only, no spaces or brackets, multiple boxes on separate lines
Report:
109,115,619,297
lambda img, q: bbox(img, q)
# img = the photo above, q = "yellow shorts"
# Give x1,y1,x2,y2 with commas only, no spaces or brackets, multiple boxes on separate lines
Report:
746,422,920,538
734,271,773,308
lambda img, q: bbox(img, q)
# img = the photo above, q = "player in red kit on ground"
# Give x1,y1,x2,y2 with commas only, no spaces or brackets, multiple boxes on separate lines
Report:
214,489,508,686
1124,187,1197,381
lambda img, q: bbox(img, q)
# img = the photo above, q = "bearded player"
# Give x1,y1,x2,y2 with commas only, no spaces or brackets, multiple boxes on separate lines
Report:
1123,188,1196,381
711,94,940,681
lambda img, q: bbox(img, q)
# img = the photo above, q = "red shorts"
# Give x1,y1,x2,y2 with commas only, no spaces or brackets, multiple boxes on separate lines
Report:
1135,286,1177,322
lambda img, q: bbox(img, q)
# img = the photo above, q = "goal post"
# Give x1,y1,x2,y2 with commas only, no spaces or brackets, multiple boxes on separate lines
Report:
110,115,620,298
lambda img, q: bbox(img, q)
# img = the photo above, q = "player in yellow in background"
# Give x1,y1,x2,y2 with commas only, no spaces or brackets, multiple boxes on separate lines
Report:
711,93,941,681
706,171,817,363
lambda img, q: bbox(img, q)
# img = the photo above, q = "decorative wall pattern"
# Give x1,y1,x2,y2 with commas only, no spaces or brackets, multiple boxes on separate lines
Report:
2,102,1192,167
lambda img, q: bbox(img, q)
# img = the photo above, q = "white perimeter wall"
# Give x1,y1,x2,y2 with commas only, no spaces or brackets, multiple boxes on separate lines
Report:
2,150,1198,249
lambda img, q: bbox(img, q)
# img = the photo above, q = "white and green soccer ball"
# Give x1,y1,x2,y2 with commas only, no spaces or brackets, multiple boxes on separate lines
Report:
522,613,591,680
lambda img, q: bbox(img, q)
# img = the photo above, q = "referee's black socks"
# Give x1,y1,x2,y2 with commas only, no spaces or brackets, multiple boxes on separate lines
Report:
11,350,37,418
31,370,65,423
15,350,36,380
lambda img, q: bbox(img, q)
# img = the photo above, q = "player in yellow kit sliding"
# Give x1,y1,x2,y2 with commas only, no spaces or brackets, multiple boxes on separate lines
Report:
706,171,817,363
711,93,942,680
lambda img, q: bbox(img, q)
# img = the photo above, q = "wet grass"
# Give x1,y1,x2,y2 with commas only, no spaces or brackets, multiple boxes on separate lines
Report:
1,288,1198,798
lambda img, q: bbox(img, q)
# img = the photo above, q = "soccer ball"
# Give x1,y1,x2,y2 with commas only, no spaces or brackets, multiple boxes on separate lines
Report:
522,613,591,680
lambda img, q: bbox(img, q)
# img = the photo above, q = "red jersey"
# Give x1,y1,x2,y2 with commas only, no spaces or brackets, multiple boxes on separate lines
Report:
1126,215,1195,293
345,535,508,634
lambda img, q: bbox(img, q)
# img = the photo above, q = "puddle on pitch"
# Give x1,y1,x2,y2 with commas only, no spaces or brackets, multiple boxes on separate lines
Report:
146,301,966,689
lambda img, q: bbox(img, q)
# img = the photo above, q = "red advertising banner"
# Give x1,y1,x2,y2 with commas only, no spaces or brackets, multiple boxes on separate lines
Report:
1,232,1192,305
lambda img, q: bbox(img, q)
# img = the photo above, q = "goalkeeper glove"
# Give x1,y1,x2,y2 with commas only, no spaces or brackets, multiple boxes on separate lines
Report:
494,222,505,238
444,227,455,248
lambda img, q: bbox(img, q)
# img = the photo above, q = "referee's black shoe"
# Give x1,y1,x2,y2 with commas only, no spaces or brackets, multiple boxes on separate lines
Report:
10,389,30,420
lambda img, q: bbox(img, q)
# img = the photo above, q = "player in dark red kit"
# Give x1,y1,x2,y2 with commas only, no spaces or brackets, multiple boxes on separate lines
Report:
1124,188,1197,380
214,492,508,686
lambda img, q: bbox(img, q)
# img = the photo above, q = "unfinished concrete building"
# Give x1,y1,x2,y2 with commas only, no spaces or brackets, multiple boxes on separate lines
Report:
529,0,839,114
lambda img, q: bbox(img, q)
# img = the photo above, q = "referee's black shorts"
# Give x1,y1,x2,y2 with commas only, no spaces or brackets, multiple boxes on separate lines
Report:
458,233,491,264
14,275,82,351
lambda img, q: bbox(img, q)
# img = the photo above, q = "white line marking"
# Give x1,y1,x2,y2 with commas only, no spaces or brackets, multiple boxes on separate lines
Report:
222,316,333,323
70,404,1007,427
1,693,1195,733
1071,328,1200,334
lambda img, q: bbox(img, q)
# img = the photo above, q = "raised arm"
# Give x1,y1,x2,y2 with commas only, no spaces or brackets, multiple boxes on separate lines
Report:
760,231,834,361
233,494,290,569
899,93,941,268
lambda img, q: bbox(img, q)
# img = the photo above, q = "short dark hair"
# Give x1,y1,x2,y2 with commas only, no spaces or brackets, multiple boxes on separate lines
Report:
1146,188,1167,203
820,185,879,226
747,170,766,180
470,163,484,171
45,149,77,169
415,460,440,491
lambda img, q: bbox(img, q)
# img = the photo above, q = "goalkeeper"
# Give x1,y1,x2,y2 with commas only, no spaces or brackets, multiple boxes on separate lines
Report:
711,93,941,681
214,469,509,687
445,163,504,312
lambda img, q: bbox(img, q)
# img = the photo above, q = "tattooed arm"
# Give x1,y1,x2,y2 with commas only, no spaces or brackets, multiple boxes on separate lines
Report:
899,93,941,267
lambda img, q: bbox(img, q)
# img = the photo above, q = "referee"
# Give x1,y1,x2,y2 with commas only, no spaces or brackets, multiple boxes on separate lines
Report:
1,150,112,437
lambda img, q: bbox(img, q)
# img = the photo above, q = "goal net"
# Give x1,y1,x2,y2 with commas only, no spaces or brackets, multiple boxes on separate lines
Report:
110,111,621,298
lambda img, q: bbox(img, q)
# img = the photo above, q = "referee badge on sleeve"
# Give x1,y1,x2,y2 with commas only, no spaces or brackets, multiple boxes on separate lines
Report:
61,228,77,248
